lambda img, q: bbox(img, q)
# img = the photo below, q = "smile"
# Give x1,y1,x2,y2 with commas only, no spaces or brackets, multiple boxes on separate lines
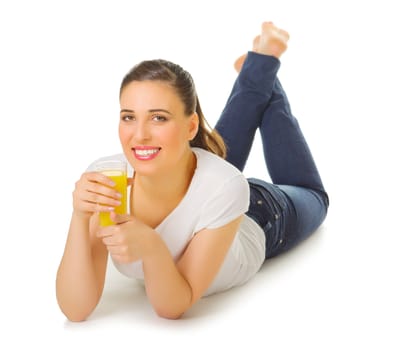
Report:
133,147,161,160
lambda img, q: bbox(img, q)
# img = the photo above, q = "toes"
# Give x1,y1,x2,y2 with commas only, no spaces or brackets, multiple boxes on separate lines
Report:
261,21,289,40
278,29,290,41
255,21,289,58
262,21,274,30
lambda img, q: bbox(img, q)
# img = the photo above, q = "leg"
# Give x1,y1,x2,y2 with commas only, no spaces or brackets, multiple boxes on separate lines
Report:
215,52,280,171
253,76,329,258
248,178,328,259
215,22,289,172
223,22,328,258
260,78,328,198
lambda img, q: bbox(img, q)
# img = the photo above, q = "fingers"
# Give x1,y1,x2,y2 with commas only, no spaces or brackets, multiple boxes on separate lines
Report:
96,215,148,264
109,212,132,225
97,224,127,256
83,181,122,206
97,214,132,238
74,196,115,214
86,172,116,187
97,227,133,264
73,172,124,215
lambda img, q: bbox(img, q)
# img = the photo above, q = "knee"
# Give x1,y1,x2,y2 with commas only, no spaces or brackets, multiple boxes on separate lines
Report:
318,190,330,212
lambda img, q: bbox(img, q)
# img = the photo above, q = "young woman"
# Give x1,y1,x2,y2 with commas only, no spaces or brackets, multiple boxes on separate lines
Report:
56,22,329,321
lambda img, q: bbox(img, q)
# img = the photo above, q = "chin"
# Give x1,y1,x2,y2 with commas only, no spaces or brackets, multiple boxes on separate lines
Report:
131,162,162,177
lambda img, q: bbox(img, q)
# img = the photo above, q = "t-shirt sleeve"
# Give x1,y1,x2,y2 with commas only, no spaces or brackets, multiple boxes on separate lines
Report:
195,174,250,231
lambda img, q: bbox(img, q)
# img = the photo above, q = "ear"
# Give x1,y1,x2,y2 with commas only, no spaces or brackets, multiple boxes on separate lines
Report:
188,112,199,141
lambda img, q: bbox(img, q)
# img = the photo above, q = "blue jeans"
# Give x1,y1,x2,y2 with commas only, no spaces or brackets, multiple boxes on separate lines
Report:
215,52,329,259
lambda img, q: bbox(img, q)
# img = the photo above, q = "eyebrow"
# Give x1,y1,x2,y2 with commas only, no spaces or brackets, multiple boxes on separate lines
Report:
120,108,173,115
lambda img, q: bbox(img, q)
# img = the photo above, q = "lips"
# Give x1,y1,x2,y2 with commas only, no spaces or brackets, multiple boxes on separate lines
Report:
132,146,161,160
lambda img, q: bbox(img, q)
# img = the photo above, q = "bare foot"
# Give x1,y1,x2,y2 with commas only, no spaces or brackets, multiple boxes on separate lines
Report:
234,22,290,72
234,54,247,73
233,35,260,72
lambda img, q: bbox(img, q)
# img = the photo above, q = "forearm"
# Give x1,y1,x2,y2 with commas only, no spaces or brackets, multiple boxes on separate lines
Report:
56,213,107,321
142,233,193,319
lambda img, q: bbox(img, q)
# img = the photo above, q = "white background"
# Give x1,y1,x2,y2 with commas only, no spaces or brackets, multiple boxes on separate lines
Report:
1,0,396,348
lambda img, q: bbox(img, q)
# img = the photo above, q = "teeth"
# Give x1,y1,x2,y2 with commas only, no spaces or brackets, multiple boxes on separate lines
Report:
135,149,159,156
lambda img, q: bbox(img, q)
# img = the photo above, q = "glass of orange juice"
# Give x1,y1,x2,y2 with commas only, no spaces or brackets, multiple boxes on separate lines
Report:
94,159,127,226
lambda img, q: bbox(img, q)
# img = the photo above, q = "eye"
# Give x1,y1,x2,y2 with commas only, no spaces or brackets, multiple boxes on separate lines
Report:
152,115,168,122
121,115,135,122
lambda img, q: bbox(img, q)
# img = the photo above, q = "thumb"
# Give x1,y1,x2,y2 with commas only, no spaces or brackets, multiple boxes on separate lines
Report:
110,211,132,225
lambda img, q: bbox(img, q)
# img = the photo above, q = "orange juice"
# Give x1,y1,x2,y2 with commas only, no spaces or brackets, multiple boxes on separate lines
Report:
99,170,127,226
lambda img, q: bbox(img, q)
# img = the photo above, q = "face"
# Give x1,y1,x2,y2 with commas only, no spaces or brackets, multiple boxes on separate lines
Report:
119,80,198,177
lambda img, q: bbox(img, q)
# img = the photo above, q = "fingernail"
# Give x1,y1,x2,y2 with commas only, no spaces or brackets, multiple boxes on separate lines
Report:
116,192,122,198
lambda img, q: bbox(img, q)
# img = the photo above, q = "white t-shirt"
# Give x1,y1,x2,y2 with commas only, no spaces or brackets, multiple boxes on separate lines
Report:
87,147,266,296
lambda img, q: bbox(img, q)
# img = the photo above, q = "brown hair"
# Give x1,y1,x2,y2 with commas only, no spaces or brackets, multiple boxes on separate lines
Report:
120,59,226,158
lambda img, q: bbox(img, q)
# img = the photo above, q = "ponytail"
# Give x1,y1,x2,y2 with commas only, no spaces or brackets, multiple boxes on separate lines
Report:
190,98,227,159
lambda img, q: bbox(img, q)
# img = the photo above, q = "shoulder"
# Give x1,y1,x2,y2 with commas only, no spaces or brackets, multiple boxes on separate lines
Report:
192,147,249,207
193,147,244,182
190,149,249,231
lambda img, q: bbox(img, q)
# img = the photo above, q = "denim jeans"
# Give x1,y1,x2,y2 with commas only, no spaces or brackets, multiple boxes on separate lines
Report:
215,52,329,259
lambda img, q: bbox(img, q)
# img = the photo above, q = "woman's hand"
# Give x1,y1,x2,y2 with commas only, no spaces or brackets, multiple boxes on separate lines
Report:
72,172,124,219
96,212,155,263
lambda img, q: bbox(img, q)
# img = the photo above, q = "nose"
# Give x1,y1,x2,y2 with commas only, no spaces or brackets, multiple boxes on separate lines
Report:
134,120,151,142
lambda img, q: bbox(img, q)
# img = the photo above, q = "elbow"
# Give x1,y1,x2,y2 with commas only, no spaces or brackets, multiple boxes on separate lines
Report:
57,294,97,322
56,286,100,322
155,308,185,320
59,305,93,322
65,313,89,323
152,294,193,320
153,301,189,320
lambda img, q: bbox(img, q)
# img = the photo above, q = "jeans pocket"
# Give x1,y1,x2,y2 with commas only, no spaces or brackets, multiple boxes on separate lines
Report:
247,178,287,258
248,178,286,215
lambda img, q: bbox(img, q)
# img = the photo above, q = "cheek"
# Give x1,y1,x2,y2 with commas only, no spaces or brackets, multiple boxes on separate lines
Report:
118,125,130,147
164,125,189,146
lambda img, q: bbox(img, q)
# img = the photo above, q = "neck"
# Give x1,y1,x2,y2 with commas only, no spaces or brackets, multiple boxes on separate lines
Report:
134,149,197,200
